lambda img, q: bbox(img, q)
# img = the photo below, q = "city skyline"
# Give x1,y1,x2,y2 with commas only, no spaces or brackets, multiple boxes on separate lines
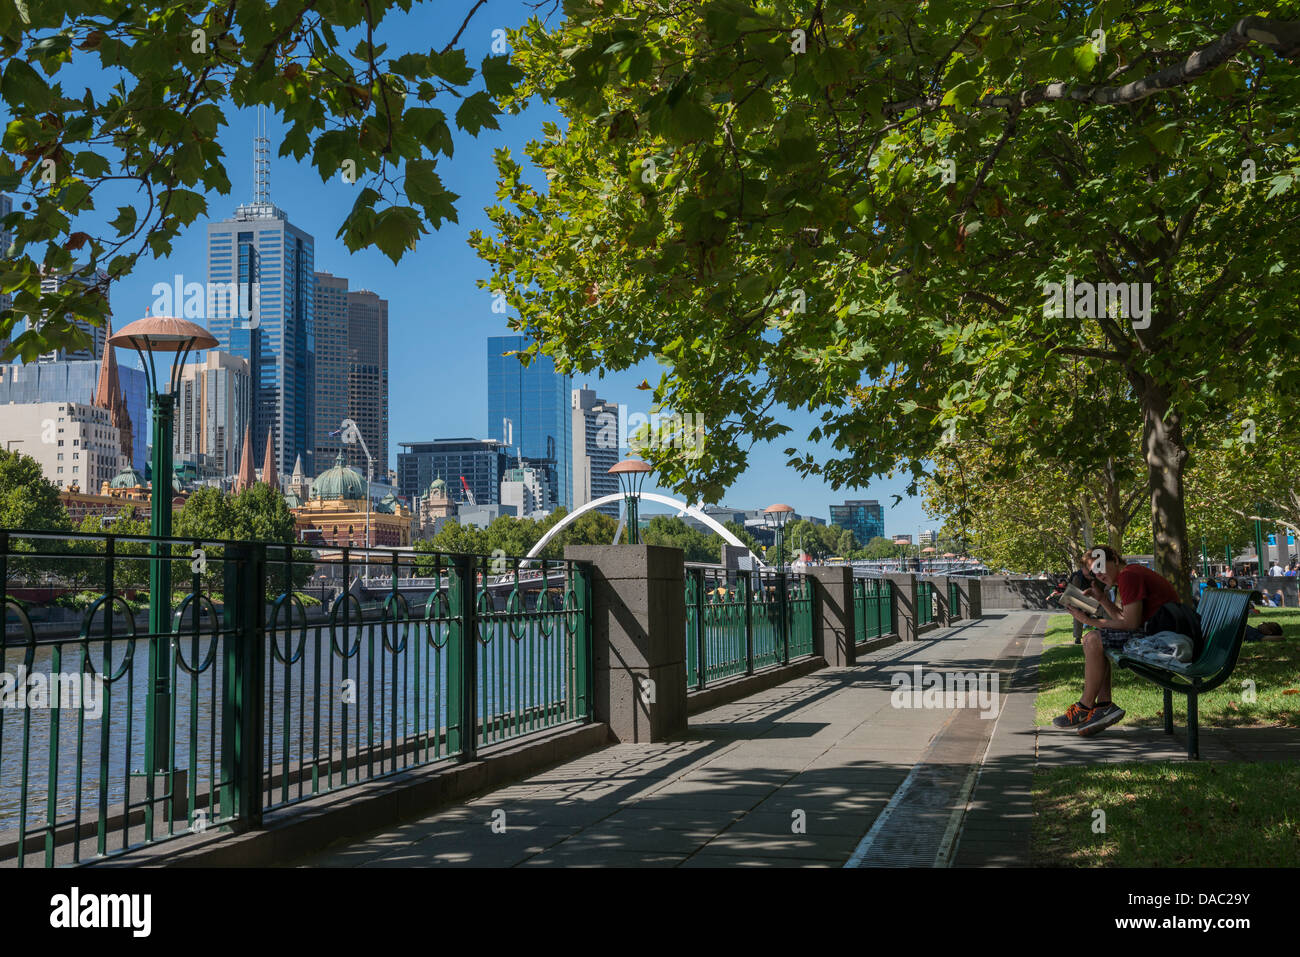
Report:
0,1,932,533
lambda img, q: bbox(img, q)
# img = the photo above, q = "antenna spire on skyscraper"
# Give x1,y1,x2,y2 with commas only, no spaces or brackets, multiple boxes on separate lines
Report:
253,106,270,204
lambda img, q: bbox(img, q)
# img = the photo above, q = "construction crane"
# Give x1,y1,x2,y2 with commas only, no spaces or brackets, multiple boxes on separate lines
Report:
459,475,476,507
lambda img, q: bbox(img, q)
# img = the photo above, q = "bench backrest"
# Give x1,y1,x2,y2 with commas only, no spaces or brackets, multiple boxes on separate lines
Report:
1193,588,1253,670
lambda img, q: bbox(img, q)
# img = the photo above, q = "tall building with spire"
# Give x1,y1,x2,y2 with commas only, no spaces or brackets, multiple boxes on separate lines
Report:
92,318,133,469
207,110,315,480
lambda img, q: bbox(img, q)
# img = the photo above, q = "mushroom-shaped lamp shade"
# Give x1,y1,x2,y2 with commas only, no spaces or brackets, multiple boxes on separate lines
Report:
762,503,795,529
609,458,652,544
609,457,651,494
108,316,217,352
109,316,218,396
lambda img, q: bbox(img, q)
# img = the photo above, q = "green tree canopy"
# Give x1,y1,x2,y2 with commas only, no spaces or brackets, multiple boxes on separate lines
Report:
860,536,899,561
641,514,715,562
473,1,1300,597
0,447,68,530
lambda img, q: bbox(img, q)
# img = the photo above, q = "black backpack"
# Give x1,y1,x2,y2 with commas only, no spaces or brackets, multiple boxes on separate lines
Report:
1145,601,1204,660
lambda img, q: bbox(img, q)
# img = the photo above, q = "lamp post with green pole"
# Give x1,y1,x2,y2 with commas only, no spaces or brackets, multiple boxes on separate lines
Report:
1255,503,1266,580
108,316,217,780
609,458,651,544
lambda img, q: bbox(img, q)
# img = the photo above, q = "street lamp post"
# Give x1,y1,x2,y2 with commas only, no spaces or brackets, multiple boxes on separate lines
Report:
764,504,794,574
609,458,651,544
108,316,217,776
1255,503,1266,579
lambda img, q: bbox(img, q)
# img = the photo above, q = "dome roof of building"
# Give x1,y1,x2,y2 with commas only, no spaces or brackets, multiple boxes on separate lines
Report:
312,453,365,501
375,492,400,514
283,491,302,509
109,467,148,489
428,477,448,496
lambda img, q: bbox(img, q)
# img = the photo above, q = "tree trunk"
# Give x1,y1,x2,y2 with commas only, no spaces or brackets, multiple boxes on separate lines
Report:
1139,376,1192,601
1067,502,1084,569
1104,457,1124,550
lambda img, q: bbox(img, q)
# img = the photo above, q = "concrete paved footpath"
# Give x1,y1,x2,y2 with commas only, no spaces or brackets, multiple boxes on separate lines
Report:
295,612,1045,868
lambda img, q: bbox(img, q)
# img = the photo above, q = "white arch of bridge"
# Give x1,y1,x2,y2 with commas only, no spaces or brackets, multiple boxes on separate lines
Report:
523,492,767,569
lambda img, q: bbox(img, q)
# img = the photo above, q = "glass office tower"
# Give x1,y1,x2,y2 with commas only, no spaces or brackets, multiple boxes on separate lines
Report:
207,201,315,477
829,499,886,546
486,336,572,510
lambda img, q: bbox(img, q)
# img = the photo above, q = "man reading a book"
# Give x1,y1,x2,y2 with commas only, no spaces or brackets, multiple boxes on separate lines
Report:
1053,545,1182,736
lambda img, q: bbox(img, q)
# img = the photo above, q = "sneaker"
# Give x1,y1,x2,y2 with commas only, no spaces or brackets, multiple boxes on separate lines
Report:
1078,703,1126,737
1052,701,1093,729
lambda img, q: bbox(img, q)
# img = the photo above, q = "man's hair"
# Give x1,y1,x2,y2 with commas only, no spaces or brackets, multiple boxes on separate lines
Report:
1088,545,1123,568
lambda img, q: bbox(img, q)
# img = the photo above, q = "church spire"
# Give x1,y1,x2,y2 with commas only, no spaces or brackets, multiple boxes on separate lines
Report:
235,421,256,492
261,426,279,491
93,317,133,466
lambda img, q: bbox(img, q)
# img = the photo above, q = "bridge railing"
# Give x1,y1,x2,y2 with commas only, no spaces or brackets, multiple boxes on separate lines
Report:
683,565,814,690
1,530,592,868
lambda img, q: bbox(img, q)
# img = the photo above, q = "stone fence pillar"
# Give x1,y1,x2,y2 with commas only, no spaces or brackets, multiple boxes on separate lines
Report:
806,565,855,667
967,577,983,617
884,572,918,641
564,544,686,743
933,575,952,625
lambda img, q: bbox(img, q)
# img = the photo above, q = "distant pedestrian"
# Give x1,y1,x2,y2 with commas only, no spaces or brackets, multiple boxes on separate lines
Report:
1269,560,1284,577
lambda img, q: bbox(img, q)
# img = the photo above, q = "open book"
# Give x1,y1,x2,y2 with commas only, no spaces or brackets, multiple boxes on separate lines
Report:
1054,583,1102,616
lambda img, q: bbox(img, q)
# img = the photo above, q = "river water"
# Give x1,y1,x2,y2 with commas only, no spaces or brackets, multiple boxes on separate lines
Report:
1,614,582,835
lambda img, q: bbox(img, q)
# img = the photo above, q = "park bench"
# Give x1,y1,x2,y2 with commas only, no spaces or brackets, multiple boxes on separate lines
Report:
1104,588,1253,760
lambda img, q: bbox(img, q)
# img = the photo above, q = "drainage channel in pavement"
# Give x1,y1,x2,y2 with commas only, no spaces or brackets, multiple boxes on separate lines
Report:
844,615,1042,868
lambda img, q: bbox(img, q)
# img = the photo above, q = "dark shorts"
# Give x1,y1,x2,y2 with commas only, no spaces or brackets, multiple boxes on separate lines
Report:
1099,627,1143,650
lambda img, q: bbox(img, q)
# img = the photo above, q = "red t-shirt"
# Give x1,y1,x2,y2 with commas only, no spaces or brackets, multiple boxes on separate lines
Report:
1117,564,1180,626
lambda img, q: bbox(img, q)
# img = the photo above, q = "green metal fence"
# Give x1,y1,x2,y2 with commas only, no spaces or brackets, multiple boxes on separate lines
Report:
916,580,935,626
1,529,593,867
685,566,814,689
853,577,895,642
947,579,962,621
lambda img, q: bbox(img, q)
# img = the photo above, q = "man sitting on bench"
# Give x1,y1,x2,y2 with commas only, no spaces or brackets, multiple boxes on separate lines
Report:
1053,546,1182,737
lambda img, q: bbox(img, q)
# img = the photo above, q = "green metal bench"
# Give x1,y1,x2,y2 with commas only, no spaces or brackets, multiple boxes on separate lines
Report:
1104,588,1253,760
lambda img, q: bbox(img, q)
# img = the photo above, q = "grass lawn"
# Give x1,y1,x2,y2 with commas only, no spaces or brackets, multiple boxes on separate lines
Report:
1033,760,1300,866
1035,611,1300,729
1032,610,1300,866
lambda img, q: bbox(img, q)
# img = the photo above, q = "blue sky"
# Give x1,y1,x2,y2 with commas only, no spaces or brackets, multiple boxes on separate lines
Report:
39,0,935,537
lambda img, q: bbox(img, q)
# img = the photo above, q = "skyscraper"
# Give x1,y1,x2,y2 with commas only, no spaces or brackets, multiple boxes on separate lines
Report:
487,336,572,510
4,263,110,363
312,271,349,469
572,385,619,517
206,123,315,478
312,272,388,478
829,499,885,545
174,351,252,478
347,289,388,477
36,267,108,362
